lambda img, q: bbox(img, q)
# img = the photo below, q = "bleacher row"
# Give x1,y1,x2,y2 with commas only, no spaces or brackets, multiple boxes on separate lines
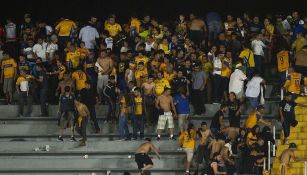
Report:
0,91,281,175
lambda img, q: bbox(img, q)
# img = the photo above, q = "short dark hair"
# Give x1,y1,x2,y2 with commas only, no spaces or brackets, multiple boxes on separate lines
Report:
144,138,151,142
201,121,207,126
220,103,228,109
64,86,70,92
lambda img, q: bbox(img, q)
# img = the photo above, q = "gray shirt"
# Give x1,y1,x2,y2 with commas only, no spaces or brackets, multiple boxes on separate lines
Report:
192,71,206,90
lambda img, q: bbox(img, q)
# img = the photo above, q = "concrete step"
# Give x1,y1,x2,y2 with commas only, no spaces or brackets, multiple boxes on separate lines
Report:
0,102,279,118
0,169,184,175
0,141,180,153
0,156,184,170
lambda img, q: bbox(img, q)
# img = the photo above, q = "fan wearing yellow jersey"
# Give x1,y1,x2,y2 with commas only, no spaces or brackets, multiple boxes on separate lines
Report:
72,67,87,96
1,53,17,104
221,53,232,99
154,71,171,96
132,88,145,140
135,62,148,87
276,48,290,86
283,67,307,96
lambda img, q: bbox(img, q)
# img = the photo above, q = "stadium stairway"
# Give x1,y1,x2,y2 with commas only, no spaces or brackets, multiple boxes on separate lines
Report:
272,97,307,175
0,101,280,175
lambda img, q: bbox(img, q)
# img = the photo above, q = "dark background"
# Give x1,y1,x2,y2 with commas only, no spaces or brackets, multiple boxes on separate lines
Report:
1,0,306,24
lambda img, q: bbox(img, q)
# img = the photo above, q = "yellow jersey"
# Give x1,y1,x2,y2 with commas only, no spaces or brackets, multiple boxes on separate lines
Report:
179,129,196,149
58,65,66,80
120,96,128,114
135,69,148,87
284,72,305,94
276,50,289,72
16,76,26,85
163,71,177,81
55,19,77,37
245,111,262,129
1,58,17,78
155,78,170,96
105,23,122,37
239,49,255,67
130,18,141,32
159,44,170,54
247,132,257,145
66,51,81,69
135,56,149,66
77,48,90,57
134,97,143,115
221,57,232,78
72,71,87,90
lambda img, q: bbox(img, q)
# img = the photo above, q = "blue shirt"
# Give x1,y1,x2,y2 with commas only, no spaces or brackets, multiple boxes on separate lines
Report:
173,94,190,114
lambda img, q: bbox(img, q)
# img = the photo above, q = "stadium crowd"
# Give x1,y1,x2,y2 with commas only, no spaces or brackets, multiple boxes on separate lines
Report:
0,10,307,174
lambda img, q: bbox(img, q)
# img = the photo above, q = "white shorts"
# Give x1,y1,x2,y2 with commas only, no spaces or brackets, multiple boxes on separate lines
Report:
157,112,174,130
97,74,109,94
184,148,194,162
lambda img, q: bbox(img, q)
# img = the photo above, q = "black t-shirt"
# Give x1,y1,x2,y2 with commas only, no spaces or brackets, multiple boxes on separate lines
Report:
117,60,128,79
228,100,241,117
279,100,297,121
210,110,224,129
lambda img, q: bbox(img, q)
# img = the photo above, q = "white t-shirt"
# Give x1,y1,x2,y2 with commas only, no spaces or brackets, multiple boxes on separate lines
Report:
33,42,47,62
251,39,266,56
212,57,222,75
229,69,247,94
20,80,29,92
24,47,34,60
79,25,99,49
46,43,58,59
105,37,113,50
245,76,264,98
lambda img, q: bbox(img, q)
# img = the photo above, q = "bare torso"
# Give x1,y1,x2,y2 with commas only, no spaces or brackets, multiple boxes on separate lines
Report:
76,103,88,117
97,57,112,75
158,95,172,112
142,82,155,96
199,129,211,145
210,140,225,158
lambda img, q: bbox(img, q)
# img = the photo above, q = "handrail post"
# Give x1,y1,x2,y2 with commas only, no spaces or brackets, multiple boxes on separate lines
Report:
268,141,271,170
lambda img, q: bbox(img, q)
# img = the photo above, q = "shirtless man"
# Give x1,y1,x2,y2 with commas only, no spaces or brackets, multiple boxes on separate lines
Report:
195,122,212,174
56,72,74,96
135,138,160,175
155,88,177,140
188,15,207,47
142,75,155,124
208,133,225,159
95,49,113,102
74,99,90,146
279,143,307,175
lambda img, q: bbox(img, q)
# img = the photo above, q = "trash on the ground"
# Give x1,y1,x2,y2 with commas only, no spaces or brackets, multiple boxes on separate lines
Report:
83,154,88,159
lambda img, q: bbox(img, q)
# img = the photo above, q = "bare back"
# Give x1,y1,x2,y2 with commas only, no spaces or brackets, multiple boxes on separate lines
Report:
280,149,294,165
190,19,205,31
59,80,73,95
136,142,152,154
76,103,89,117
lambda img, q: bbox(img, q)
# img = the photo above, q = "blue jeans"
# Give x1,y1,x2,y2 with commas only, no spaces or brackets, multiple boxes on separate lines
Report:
254,55,263,75
248,97,258,109
40,88,48,116
133,115,144,139
89,105,99,130
247,67,255,79
208,21,223,42
119,114,130,139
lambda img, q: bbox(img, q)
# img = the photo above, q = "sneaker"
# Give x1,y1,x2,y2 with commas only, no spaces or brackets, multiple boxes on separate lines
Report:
79,141,86,146
70,136,77,142
95,128,101,133
58,136,64,141
169,136,176,140
125,138,131,141
156,136,161,141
